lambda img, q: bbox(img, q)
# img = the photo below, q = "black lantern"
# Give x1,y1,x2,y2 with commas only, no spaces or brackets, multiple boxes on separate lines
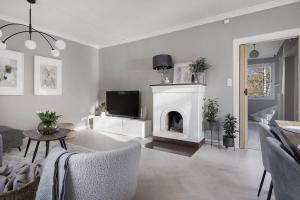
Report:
153,54,173,83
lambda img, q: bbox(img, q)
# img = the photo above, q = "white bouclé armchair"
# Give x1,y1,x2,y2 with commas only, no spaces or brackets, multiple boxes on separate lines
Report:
65,142,141,200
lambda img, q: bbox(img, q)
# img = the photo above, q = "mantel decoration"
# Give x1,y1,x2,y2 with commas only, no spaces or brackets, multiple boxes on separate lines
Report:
189,57,210,84
37,110,62,135
173,62,192,84
0,0,66,57
153,54,173,83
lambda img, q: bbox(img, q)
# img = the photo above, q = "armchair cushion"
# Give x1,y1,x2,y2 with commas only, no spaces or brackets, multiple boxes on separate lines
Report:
0,126,24,151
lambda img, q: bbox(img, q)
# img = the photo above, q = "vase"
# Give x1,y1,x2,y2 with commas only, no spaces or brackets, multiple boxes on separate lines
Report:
195,72,206,84
37,122,58,135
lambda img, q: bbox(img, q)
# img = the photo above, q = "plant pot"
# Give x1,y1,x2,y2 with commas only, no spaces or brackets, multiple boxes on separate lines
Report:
101,112,106,117
37,122,58,135
223,135,235,148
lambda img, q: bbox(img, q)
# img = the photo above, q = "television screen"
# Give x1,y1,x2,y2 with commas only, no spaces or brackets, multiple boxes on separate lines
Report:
106,91,140,118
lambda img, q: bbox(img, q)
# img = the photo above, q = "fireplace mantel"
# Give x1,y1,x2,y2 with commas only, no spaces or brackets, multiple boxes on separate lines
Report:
151,84,206,144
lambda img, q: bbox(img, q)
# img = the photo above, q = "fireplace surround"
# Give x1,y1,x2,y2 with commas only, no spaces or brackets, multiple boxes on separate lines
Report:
151,84,206,145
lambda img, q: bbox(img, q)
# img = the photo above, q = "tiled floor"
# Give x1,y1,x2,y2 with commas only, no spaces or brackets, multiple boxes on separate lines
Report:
68,130,274,200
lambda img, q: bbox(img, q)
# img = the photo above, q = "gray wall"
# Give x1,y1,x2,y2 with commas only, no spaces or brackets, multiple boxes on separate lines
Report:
99,3,300,122
0,19,99,130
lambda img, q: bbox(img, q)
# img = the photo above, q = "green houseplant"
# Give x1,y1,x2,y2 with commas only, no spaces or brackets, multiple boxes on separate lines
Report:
203,98,219,122
96,102,107,117
203,98,220,147
37,110,62,135
223,114,238,149
189,57,210,83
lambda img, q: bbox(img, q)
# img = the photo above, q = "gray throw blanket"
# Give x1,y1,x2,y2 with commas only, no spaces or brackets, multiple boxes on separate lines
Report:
36,147,75,200
0,162,35,192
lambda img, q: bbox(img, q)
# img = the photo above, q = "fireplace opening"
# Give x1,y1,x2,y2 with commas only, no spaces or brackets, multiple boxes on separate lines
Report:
167,111,183,133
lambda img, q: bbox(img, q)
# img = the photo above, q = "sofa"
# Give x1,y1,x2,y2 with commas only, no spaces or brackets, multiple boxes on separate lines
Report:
0,126,24,151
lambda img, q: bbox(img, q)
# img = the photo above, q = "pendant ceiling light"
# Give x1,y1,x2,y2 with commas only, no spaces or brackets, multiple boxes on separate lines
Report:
249,44,259,58
0,0,66,57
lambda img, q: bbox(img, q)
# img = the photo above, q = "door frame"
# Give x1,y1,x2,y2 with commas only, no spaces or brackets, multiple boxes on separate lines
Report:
233,28,300,149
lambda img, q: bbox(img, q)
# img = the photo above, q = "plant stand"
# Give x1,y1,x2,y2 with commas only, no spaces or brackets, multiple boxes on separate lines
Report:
204,121,220,149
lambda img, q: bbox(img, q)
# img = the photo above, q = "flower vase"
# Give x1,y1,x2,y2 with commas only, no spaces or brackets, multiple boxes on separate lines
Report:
37,122,58,135
196,72,206,84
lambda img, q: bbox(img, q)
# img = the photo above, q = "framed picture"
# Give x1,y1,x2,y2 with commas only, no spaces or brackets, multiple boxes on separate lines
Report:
0,49,24,95
34,55,62,95
173,62,192,84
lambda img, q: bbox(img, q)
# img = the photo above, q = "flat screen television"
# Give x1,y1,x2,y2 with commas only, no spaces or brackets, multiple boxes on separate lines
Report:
106,91,140,118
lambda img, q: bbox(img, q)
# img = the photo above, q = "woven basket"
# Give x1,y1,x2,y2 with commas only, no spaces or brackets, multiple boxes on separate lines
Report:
0,165,40,200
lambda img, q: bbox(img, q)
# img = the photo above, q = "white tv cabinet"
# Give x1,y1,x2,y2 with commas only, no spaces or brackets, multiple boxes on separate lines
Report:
93,116,151,138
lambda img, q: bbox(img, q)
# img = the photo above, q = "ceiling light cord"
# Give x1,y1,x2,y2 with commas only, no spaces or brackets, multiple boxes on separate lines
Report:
29,2,32,40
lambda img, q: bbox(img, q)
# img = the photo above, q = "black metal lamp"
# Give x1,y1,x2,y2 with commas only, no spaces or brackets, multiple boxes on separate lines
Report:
153,54,173,83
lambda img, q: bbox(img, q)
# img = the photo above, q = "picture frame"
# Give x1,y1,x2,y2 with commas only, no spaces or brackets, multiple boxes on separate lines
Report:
0,49,24,95
34,55,62,95
173,62,192,84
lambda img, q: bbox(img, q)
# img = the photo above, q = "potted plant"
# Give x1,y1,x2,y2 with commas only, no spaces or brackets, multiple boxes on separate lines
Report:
223,114,238,149
203,98,219,146
37,110,62,135
96,102,107,117
203,98,219,123
189,57,210,84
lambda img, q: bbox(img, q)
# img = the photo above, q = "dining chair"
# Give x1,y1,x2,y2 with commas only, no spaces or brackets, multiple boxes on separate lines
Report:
265,137,300,200
257,123,275,199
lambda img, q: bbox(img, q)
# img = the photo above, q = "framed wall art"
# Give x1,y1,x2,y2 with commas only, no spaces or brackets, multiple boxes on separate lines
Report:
173,62,192,84
34,55,62,95
0,49,24,95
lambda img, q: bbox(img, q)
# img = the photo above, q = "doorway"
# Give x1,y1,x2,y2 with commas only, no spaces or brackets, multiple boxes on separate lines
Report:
239,37,299,149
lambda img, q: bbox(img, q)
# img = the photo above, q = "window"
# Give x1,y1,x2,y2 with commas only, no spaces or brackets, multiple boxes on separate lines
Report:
248,63,274,100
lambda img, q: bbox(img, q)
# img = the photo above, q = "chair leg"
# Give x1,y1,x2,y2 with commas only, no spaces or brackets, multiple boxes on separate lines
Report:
267,181,273,200
257,169,267,196
17,146,21,152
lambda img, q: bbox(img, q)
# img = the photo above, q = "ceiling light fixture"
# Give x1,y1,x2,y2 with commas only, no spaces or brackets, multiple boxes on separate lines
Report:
0,0,66,57
249,44,259,58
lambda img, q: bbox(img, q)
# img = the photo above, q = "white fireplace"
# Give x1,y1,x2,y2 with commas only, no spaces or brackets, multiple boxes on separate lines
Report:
151,84,206,144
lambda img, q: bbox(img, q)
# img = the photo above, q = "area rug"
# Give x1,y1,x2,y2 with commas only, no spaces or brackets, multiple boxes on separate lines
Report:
145,140,199,157
2,139,93,166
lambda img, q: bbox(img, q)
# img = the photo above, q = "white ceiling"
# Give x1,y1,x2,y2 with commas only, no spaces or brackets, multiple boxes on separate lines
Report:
0,0,298,48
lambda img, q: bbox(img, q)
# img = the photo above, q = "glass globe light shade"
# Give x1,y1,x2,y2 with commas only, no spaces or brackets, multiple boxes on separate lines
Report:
25,40,37,50
55,40,66,50
0,30,3,38
0,42,6,50
51,49,60,57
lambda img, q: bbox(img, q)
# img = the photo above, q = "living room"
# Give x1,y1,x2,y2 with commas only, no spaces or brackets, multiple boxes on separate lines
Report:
0,0,300,200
